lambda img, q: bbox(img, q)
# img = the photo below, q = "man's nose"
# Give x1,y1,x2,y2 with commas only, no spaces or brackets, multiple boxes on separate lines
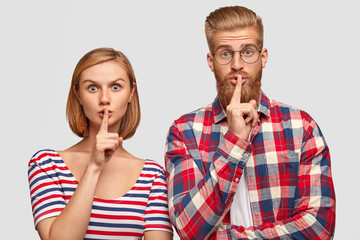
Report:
231,51,244,71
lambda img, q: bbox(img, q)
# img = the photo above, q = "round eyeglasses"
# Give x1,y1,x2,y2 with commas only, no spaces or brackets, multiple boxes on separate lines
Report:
212,44,262,65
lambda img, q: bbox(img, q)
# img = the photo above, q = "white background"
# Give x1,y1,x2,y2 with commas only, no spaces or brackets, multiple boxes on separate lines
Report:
1,1,358,239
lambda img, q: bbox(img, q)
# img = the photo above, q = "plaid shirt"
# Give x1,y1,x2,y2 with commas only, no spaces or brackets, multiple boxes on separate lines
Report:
165,92,335,240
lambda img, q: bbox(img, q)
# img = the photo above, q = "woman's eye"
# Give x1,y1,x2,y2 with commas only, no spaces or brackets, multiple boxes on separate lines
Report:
112,84,121,91
88,86,97,92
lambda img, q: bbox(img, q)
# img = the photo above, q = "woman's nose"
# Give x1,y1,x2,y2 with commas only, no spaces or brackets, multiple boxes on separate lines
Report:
100,90,110,105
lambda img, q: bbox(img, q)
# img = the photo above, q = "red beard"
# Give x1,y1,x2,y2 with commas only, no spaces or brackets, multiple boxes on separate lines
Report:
216,69,262,108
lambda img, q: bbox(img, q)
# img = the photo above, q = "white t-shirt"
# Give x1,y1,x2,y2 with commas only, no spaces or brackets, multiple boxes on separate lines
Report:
230,168,253,227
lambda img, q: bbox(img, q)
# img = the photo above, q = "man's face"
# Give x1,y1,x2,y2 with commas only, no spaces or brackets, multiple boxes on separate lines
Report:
207,27,268,108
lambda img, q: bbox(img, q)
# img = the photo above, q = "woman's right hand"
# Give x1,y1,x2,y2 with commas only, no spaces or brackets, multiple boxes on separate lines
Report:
91,107,122,169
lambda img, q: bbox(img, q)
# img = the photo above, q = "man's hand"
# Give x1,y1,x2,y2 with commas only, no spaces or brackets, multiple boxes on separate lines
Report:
226,74,258,141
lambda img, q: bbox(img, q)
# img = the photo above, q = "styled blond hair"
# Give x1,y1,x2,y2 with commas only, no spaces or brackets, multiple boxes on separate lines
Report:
66,47,140,139
205,6,264,52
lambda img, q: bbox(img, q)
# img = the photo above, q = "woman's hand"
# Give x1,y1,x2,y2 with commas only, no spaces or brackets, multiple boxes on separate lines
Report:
91,107,123,169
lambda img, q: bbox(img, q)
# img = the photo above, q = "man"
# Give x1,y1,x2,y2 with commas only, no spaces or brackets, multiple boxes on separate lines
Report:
165,6,335,240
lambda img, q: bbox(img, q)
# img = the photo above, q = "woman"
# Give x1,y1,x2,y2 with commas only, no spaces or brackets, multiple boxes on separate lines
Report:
28,48,173,239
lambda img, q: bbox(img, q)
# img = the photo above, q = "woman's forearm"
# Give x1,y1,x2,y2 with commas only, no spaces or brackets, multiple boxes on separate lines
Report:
39,164,101,240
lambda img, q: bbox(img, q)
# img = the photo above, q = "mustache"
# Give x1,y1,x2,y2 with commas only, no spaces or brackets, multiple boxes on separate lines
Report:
226,70,252,80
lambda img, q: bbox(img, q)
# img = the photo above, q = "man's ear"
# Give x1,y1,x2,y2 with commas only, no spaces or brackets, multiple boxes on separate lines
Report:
73,86,82,105
207,53,215,72
261,48,268,68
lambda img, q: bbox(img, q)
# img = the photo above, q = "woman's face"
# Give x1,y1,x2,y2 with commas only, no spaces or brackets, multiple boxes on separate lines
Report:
75,60,135,133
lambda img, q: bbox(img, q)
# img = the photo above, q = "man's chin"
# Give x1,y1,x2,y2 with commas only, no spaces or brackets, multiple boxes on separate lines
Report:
216,83,233,108
217,81,261,108
240,82,261,104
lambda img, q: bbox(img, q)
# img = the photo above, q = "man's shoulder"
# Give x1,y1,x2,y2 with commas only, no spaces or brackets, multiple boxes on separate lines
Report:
173,102,213,125
268,98,313,122
269,98,301,112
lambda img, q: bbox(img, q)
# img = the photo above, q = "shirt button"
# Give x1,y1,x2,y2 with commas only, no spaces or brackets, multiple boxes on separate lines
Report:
244,153,250,158
235,177,240,182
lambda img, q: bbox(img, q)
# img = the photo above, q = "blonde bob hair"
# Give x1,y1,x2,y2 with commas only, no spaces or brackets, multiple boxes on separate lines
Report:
205,6,264,52
66,47,140,139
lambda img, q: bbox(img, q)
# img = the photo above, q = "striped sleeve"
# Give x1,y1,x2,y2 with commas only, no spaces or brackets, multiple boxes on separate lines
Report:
27,150,68,227
144,161,173,234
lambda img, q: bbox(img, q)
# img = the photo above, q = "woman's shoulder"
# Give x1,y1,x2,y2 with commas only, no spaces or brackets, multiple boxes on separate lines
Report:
28,149,62,167
143,159,165,175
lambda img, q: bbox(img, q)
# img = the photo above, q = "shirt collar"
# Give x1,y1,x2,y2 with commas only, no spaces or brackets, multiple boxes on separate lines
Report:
212,91,271,124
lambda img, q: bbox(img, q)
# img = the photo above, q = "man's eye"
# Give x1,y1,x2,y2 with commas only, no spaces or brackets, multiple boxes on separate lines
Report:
112,84,121,91
88,86,97,92
220,50,232,58
243,48,254,56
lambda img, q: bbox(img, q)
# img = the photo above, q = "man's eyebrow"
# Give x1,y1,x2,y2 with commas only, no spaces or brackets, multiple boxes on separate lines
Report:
216,43,257,51
216,44,233,50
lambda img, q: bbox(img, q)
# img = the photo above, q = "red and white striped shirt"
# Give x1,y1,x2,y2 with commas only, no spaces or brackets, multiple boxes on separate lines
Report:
28,149,172,239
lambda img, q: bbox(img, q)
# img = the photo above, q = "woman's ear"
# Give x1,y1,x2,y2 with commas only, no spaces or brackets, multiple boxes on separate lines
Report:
73,86,82,105
128,82,136,103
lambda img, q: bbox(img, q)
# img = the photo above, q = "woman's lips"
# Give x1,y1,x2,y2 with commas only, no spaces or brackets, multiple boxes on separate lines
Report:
99,110,112,118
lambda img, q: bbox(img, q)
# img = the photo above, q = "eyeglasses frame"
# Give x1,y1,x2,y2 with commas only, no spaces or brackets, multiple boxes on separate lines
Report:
211,45,263,65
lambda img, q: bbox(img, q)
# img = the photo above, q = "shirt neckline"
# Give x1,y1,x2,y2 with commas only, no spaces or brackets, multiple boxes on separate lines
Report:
212,91,271,124
52,149,149,201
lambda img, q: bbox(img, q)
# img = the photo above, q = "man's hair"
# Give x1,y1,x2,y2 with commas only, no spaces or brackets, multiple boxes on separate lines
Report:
205,6,264,52
66,47,140,139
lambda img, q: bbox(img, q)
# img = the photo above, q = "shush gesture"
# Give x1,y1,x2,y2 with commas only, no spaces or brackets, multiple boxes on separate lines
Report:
226,74,258,142
91,106,123,169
